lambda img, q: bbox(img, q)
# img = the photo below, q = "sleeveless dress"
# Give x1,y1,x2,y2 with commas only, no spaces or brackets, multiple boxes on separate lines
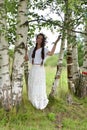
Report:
28,47,49,110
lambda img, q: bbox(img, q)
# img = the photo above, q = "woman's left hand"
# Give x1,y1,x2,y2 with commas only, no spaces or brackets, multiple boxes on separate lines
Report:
57,34,61,41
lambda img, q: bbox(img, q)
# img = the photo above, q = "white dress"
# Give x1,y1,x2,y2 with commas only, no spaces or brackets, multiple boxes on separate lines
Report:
28,47,49,110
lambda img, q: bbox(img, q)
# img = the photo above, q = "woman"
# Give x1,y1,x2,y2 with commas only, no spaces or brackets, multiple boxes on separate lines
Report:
25,33,61,110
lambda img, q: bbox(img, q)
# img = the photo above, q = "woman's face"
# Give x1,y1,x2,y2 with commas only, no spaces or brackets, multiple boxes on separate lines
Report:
36,35,43,46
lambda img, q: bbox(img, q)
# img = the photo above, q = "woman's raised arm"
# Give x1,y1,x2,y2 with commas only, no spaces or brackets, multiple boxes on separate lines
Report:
47,35,61,56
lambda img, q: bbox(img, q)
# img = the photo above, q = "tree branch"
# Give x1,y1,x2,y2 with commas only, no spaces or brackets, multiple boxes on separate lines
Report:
21,19,87,35
71,29,87,35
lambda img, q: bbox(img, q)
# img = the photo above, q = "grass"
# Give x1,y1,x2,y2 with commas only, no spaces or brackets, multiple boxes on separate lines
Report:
0,66,87,130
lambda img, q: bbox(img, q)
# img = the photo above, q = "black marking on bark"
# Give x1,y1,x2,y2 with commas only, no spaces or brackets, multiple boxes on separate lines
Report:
68,76,73,79
83,67,87,69
19,11,24,13
20,0,25,1
0,2,3,7
2,72,9,75
0,47,8,51
20,20,28,27
21,62,24,67
16,42,25,49
67,52,72,56
2,63,9,67
18,33,23,38
14,42,25,54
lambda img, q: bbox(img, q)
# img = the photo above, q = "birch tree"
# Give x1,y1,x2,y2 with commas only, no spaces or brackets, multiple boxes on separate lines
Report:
71,2,87,97
72,34,81,96
11,0,28,106
0,0,11,110
49,33,65,97
64,0,75,94
79,24,87,97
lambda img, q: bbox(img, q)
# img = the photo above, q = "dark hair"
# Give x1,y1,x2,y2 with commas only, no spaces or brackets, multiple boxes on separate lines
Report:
32,33,46,65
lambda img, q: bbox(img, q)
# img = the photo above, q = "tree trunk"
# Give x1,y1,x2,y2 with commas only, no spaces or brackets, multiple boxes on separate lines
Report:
49,11,67,97
0,0,11,110
49,35,65,97
67,42,75,93
65,0,74,94
12,0,28,106
24,60,29,96
72,44,80,82
72,35,81,96
78,24,87,98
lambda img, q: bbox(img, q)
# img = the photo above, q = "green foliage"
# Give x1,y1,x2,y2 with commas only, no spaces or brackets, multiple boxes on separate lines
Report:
5,0,18,45
2,0,86,50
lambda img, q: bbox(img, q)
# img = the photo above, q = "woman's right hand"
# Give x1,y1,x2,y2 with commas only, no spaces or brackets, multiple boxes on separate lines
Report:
24,54,28,61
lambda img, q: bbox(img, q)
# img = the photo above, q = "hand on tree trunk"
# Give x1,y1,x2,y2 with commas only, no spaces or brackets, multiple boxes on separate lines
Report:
24,54,28,61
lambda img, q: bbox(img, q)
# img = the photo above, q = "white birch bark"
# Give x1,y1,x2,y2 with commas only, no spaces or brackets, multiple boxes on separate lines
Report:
80,24,87,97
49,36,65,97
67,42,74,93
12,0,28,105
82,25,87,73
49,12,67,97
65,0,74,94
72,32,80,95
0,0,11,110
72,43,80,81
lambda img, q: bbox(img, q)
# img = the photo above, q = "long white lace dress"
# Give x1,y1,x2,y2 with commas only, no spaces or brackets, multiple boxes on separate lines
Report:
28,47,49,110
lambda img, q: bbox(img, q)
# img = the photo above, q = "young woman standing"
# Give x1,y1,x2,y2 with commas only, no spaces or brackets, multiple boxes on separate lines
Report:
25,33,61,110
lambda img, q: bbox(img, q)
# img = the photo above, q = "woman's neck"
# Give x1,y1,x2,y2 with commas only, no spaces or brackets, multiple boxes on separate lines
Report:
37,45,41,49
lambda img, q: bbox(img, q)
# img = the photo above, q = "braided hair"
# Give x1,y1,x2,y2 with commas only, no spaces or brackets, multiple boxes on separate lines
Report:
32,33,46,65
